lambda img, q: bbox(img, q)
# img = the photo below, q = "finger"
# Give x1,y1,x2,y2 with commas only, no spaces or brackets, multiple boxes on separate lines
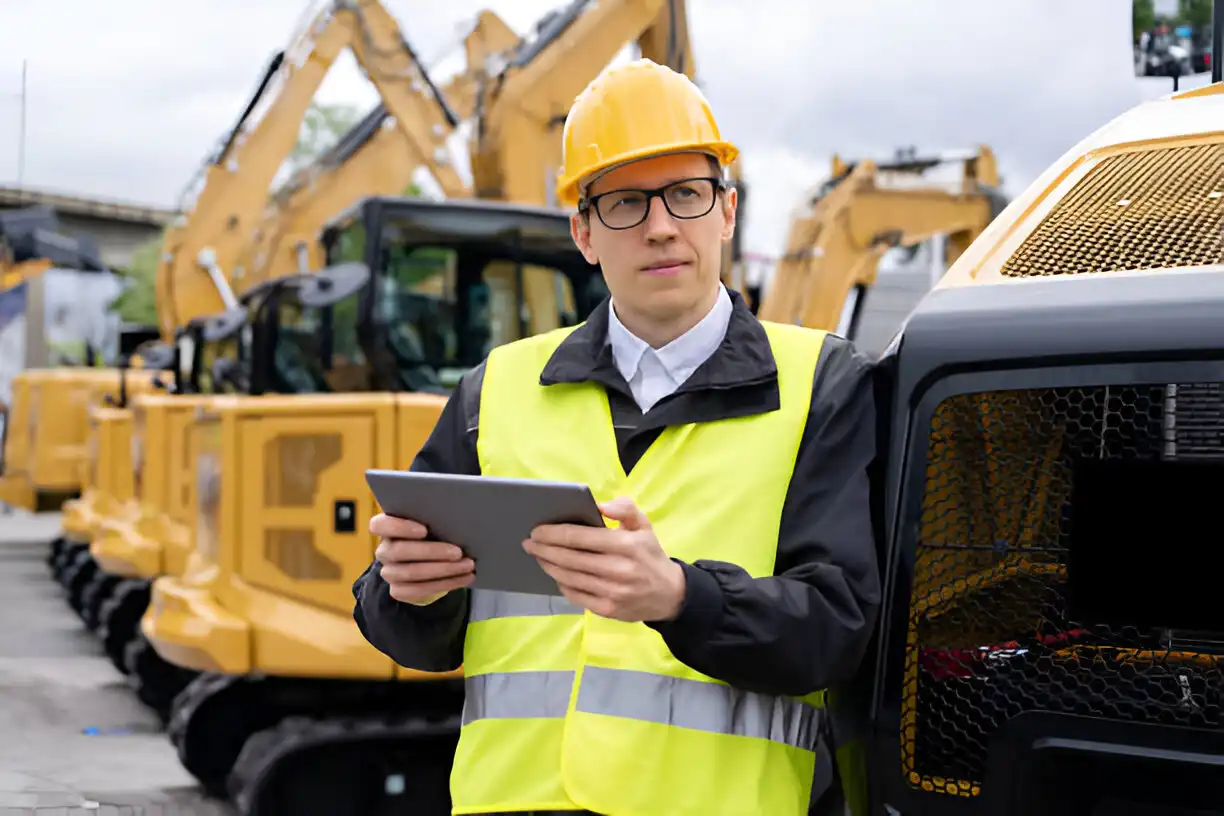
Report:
376,538,465,564
526,539,620,577
370,513,428,540
381,557,474,584
388,573,475,603
537,560,617,598
556,585,613,618
530,523,625,553
597,497,651,531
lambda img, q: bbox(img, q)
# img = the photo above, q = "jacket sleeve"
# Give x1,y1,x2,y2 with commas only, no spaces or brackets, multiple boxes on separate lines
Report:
646,336,882,697
351,364,484,673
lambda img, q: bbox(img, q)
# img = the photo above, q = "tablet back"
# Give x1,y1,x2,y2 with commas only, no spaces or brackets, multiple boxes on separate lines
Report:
364,469,605,597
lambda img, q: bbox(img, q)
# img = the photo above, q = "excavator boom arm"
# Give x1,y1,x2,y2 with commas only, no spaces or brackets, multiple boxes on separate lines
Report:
758,149,1003,332
153,0,465,341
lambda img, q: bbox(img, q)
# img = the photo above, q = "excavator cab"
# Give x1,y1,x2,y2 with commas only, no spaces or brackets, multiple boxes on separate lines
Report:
317,194,608,390
858,89,1224,815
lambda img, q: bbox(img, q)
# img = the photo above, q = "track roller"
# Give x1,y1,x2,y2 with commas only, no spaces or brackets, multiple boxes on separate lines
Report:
169,671,464,809
124,632,199,724
97,578,151,675
51,541,86,584
47,536,67,568
63,550,100,616
59,548,94,601
80,572,122,632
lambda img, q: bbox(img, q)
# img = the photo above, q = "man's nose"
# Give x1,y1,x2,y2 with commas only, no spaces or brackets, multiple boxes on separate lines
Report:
643,196,679,242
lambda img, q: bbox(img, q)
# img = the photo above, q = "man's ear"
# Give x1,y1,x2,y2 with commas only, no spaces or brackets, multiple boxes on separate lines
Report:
570,212,599,265
719,187,738,243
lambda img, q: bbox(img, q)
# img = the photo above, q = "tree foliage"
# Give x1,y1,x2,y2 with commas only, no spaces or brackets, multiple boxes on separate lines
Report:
1133,0,1156,41
108,232,163,325
287,101,364,175
1176,0,1212,28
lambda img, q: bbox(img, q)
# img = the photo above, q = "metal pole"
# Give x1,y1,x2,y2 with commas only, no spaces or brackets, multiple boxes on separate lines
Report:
1213,0,1223,83
17,59,27,189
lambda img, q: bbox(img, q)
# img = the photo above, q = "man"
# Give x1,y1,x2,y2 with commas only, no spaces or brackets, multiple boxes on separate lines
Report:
353,58,881,816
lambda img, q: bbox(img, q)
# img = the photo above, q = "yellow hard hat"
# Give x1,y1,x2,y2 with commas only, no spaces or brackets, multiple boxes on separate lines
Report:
555,58,739,208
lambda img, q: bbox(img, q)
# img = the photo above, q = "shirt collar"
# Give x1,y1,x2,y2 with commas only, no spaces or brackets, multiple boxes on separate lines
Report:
606,283,733,385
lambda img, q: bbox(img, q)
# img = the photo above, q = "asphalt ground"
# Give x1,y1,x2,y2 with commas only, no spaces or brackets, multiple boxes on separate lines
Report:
0,510,234,816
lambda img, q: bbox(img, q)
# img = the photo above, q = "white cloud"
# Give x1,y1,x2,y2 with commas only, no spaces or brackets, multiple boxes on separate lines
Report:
0,0,1190,264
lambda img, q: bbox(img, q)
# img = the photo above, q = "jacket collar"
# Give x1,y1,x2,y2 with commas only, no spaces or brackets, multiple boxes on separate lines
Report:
607,283,733,387
539,287,777,394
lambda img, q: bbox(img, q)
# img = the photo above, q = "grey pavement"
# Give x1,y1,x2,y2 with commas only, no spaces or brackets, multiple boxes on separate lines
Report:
0,511,233,815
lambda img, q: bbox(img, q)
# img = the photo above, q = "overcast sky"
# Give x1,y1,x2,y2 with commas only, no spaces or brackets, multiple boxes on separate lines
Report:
0,0,1211,266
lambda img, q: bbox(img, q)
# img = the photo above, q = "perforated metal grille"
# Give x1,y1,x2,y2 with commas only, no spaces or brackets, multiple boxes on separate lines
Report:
1000,144,1224,278
902,382,1224,797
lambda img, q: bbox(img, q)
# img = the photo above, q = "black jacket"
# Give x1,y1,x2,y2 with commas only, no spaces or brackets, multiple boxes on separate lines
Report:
353,289,882,700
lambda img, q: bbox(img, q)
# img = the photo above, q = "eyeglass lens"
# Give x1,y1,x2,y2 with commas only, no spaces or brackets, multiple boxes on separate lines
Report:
595,178,718,229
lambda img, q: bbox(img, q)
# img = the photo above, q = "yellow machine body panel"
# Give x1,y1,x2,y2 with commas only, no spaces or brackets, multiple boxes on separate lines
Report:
91,394,207,579
143,393,458,681
938,87,1223,290
62,404,138,544
0,369,39,511
3,367,160,512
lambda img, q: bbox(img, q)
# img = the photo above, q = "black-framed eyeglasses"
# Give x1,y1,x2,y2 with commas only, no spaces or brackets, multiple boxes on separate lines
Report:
579,176,727,230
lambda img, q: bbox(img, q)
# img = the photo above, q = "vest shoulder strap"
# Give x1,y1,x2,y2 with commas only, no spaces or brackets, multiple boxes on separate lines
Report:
486,323,582,377
757,320,831,375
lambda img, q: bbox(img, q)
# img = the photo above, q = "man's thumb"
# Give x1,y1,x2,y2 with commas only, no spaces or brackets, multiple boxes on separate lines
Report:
599,497,650,531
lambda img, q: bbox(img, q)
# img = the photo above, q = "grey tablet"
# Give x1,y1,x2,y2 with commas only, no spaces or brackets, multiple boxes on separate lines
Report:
364,469,606,597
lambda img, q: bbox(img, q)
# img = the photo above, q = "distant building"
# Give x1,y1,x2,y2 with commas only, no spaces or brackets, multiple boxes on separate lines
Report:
0,185,172,271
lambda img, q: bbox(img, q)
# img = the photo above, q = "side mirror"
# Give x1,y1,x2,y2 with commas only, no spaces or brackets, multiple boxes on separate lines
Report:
297,262,371,309
201,306,249,343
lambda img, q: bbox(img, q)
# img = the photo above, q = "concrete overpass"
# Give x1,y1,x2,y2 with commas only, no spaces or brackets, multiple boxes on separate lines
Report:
0,185,175,270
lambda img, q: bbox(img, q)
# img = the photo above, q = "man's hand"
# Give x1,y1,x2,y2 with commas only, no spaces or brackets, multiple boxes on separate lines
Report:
371,513,474,606
524,497,686,623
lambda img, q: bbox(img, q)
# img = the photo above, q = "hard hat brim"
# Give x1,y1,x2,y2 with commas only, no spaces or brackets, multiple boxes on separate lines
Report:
557,140,740,208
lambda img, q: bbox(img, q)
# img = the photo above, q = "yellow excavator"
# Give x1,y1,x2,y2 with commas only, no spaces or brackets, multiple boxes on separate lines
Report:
756,146,1008,337
0,205,159,514
845,72,1224,814
60,1,514,695
137,0,733,811
59,3,515,596
152,0,469,338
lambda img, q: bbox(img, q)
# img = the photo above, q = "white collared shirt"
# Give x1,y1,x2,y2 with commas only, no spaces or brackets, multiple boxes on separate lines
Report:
606,284,733,412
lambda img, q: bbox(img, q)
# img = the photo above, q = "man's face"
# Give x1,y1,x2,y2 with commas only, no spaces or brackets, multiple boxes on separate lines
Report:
570,152,737,323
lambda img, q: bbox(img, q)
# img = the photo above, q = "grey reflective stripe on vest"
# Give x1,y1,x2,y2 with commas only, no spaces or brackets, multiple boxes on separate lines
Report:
463,670,575,723
469,589,582,622
463,666,823,752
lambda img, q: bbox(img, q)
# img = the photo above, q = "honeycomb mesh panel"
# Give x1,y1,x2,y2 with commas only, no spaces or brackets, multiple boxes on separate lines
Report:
902,382,1224,797
1000,143,1224,278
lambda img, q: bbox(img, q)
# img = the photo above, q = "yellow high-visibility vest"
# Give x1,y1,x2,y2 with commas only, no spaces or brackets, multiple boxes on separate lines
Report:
451,319,830,816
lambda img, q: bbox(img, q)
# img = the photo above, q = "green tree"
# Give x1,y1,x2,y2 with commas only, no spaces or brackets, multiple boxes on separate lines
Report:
108,232,164,325
1176,0,1212,28
1133,0,1156,42
287,101,364,174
